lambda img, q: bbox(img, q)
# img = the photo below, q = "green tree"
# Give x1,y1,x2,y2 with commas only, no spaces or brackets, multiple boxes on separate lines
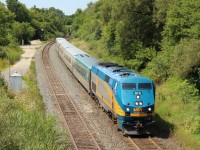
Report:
0,3,14,46
29,6,66,39
6,0,31,23
12,22,35,44
153,0,174,49
72,9,84,37
163,0,200,45
170,39,200,91
114,0,157,58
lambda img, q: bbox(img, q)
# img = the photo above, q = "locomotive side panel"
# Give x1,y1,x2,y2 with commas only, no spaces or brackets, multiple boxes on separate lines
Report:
91,67,125,117
91,71,112,111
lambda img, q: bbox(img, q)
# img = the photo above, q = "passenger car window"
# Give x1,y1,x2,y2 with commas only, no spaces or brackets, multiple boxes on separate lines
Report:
122,83,136,90
138,83,152,90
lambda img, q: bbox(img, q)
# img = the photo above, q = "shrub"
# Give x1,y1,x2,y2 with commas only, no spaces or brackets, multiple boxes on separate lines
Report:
170,39,200,78
189,116,200,134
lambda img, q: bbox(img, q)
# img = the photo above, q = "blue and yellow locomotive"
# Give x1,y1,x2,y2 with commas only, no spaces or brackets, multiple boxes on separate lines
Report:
55,38,155,135
91,62,155,134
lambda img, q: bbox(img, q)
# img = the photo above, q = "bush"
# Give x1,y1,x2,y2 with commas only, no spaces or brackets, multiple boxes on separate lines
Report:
170,39,200,91
159,77,199,104
189,116,200,134
170,39,200,78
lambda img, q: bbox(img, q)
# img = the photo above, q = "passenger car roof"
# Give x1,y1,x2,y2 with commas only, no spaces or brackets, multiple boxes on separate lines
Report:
75,54,99,69
56,38,87,56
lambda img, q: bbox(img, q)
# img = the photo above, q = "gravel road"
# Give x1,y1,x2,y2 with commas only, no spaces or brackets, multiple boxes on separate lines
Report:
2,40,42,88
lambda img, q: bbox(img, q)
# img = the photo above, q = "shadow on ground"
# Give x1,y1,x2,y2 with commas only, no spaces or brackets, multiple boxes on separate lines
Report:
150,113,174,139
129,113,174,139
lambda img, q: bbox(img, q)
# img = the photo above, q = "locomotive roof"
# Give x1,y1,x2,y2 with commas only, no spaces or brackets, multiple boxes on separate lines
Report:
56,37,87,56
75,54,99,69
93,62,152,82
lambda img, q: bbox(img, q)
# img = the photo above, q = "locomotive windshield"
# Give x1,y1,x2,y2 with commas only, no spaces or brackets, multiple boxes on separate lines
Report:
138,83,152,90
122,83,136,90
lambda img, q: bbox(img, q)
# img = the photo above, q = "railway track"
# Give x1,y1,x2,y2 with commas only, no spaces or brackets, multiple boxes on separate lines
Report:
127,135,165,150
42,42,103,150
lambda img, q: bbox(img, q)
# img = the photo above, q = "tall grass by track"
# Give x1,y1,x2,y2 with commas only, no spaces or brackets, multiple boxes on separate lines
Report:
0,61,70,149
0,45,23,71
155,77,200,150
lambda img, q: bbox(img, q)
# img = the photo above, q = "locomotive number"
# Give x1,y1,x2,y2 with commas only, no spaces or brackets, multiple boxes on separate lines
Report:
134,108,143,112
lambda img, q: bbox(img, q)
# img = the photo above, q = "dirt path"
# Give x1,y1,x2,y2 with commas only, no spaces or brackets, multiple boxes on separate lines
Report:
2,40,42,87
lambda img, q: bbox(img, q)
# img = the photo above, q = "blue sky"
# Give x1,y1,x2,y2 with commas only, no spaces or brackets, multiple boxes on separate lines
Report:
0,0,97,15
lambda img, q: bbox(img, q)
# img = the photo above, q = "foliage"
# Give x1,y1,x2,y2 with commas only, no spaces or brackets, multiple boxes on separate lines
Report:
29,7,67,40
163,0,200,45
0,44,23,65
2,0,69,43
0,3,15,46
12,21,35,44
6,0,31,23
0,62,69,149
71,0,163,71
170,39,200,90
0,74,8,90
0,0,69,71
156,77,200,148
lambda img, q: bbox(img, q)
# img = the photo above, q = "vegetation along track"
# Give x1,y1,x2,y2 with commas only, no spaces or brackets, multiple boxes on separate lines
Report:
42,41,103,150
127,135,165,150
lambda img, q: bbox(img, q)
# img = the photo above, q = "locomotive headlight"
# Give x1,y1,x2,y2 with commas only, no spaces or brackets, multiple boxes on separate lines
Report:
148,108,152,111
136,95,140,99
139,102,143,106
126,108,130,111
135,102,139,106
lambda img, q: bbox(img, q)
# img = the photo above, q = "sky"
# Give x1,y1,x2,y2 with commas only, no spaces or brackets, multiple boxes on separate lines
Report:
0,0,97,15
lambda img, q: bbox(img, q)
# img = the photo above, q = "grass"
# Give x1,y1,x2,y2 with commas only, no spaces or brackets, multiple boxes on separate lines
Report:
0,61,70,149
0,58,10,71
0,45,23,71
155,77,200,150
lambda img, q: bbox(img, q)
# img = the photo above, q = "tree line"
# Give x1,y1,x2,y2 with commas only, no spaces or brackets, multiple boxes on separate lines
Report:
0,0,70,66
0,0,68,46
70,0,200,93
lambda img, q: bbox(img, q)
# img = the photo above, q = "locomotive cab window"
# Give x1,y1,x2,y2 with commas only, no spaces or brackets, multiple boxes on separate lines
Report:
138,83,152,90
122,83,136,90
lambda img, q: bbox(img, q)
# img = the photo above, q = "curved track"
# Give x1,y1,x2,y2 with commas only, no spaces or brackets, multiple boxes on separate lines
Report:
42,42,103,150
